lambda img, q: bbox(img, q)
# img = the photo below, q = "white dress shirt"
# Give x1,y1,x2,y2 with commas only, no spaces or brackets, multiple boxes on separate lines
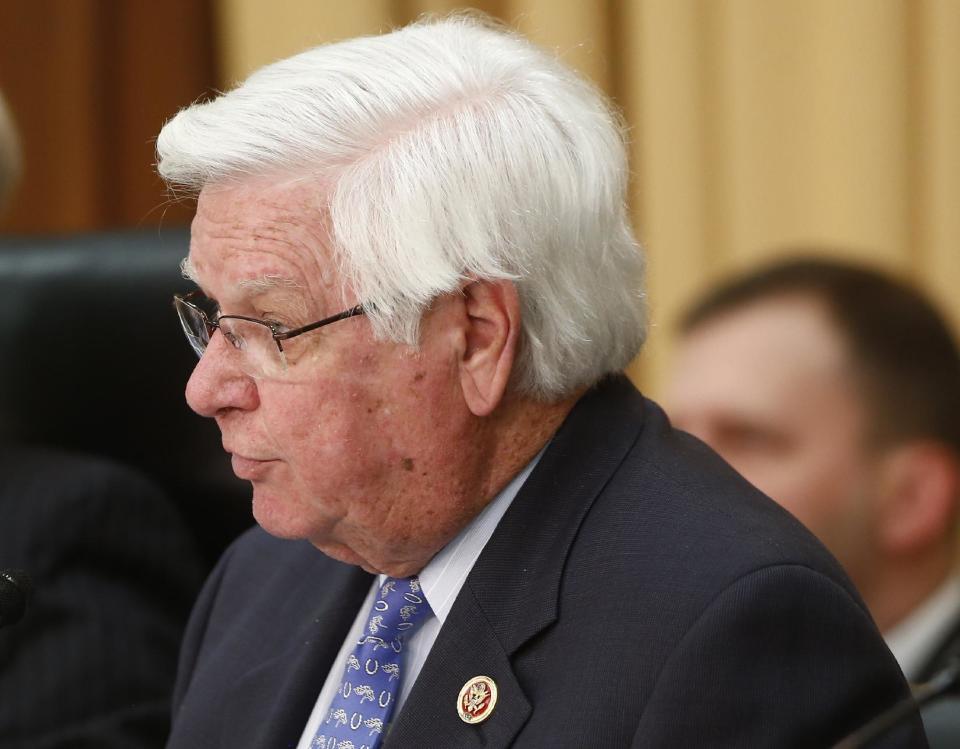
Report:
885,574,960,681
296,449,544,748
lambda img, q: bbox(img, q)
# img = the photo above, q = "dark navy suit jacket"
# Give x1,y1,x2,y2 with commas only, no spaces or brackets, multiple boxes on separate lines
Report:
167,376,926,748
0,447,203,749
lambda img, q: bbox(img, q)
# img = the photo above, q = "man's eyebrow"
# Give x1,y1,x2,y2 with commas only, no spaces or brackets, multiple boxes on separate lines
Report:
179,259,308,314
238,276,309,318
180,257,198,283
237,275,302,293
180,258,300,294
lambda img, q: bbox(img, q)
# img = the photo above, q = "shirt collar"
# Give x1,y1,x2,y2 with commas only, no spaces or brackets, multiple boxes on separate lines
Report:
885,574,960,680
379,445,546,625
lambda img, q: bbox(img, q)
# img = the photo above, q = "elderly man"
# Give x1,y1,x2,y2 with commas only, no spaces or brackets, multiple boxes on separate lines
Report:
667,257,960,743
159,18,923,748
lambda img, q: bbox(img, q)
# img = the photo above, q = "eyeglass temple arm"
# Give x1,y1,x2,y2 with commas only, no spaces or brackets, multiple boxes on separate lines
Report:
273,304,366,341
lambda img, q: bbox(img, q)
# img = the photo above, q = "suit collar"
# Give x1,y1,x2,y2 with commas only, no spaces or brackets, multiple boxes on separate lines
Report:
467,375,646,654
419,448,544,625
387,375,647,747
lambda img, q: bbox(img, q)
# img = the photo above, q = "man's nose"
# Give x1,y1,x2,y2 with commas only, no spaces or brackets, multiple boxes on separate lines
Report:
185,333,260,417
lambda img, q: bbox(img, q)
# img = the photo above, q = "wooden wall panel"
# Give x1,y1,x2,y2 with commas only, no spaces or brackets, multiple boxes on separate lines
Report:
0,0,218,233
176,2,960,395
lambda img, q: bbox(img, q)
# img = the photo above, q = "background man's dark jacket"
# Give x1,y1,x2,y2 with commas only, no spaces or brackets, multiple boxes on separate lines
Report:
0,447,203,748
167,376,925,748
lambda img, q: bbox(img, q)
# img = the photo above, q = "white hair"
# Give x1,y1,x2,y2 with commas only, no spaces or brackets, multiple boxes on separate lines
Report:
157,14,646,400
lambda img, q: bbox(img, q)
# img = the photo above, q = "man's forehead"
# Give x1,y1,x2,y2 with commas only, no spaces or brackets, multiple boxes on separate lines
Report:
195,176,323,219
687,296,848,372
187,179,339,297
671,297,863,428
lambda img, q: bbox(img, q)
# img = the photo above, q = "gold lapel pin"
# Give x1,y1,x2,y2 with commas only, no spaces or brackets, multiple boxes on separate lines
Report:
457,675,498,724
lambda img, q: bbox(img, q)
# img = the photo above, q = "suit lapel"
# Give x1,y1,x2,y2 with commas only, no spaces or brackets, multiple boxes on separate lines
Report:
387,376,647,748
386,584,532,747
221,561,374,749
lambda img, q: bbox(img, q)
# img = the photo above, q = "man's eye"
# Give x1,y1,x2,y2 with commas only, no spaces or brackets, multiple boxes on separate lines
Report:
222,329,244,349
258,312,290,333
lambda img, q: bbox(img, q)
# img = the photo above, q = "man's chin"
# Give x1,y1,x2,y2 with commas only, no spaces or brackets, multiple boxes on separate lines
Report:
250,489,315,541
308,540,369,570
247,486,382,570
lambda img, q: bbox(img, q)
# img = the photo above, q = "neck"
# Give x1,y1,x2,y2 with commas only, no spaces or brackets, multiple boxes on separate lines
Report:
866,545,957,632
475,392,580,504
367,392,581,578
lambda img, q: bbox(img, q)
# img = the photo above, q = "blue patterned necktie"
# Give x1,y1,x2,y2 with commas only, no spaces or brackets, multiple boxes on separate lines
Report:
312,576,433,749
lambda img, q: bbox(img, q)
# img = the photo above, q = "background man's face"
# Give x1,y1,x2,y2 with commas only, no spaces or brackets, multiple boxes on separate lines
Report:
666,295,882,583
183,179,473,574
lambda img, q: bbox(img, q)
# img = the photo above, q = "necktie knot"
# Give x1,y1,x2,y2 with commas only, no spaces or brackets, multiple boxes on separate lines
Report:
362,576,432,648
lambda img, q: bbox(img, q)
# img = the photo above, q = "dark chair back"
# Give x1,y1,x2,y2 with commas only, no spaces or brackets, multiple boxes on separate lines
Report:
0,229,251,564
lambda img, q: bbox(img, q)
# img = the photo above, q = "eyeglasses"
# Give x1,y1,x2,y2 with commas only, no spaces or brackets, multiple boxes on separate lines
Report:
173,290,365,379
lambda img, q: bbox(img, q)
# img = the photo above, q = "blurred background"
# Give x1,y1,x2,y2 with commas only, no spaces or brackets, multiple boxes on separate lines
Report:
0,0,957,397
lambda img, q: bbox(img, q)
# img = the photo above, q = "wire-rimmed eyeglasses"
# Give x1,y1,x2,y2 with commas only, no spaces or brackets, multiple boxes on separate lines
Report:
173,289,365,378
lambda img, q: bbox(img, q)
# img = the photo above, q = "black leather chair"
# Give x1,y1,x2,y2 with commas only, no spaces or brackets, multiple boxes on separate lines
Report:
0,229,251,565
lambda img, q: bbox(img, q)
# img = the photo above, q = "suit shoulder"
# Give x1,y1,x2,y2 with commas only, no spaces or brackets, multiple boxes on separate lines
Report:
222,525,321,571
577,396,862,606
0,445,193,568
0,445,167,508
207,527,360,613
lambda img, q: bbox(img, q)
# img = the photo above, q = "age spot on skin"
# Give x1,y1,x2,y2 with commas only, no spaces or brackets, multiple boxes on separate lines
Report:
401,458,415,472
413,372,426,382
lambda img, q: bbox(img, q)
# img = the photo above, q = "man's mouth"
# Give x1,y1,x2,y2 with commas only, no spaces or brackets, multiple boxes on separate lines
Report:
230,454,277,480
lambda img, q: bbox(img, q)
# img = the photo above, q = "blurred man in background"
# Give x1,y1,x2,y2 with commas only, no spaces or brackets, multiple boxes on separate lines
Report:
0,91,203,749
667,257,960,741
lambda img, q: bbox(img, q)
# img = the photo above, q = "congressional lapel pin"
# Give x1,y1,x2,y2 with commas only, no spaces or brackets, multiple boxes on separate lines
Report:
457,675,498,724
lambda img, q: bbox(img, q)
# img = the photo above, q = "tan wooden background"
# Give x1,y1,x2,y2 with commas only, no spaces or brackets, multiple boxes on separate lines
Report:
2,0,958,397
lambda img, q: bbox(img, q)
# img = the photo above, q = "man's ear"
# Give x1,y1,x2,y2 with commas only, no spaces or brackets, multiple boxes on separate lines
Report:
876,442,960,555
455,280,520,417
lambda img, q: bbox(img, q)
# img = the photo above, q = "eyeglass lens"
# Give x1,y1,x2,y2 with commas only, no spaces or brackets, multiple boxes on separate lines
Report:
174,296,288,378
174,297,210,359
